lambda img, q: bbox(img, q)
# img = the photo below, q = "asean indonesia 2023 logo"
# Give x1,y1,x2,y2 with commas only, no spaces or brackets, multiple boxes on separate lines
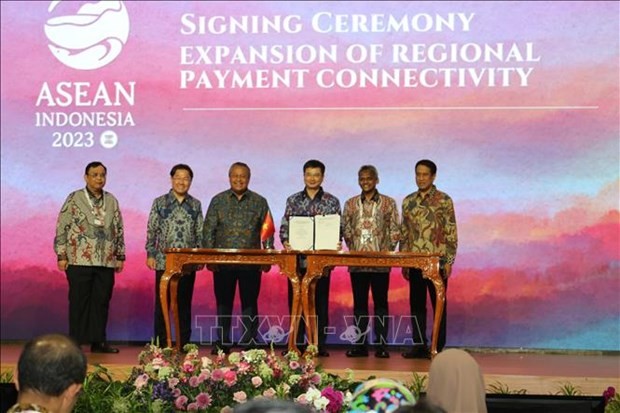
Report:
44,1,129,70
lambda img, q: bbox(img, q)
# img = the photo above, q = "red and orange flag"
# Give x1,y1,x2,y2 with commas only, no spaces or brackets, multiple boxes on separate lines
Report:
260,210,275,242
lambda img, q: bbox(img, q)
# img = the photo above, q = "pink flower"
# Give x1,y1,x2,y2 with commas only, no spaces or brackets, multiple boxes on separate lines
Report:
310,373,322,385
133,373,149,390
187,402,199,411
168,377,180,389
604,387,616,404
189,376,200,388
237,361,251,373
211,368,225,381
224,370,238,386
296,394,309,405
182,360,195,373
220,407,233,413
251,376,263,387
262,388,276,398
196,392,212,408
198,371,210,383
175,395,188,410
172,388,181,398
233,391,248,403
289,360,300,370
321,386,344,413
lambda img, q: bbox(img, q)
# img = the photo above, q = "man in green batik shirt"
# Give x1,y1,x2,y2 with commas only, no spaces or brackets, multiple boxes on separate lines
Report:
203,162,274,354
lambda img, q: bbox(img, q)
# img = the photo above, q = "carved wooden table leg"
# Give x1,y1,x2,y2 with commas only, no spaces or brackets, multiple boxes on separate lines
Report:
287,273,302,354
300,267,321,355
428,273,445,359
159,269,179,349
170,275,182,350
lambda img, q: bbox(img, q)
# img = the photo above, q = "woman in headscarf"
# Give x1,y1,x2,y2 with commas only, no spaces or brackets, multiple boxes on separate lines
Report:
426,349,487,413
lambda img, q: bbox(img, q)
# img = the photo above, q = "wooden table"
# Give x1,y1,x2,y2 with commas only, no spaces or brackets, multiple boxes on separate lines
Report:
161,248,443,357
160,248,298,350
301,251,443,358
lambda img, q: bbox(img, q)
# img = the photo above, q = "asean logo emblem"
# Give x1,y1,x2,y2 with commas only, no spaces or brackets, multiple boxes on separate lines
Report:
44,1,129,70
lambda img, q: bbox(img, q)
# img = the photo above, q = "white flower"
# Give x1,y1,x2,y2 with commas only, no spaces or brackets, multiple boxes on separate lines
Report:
305,387,322,399
201,356,212,368
313,396,329,411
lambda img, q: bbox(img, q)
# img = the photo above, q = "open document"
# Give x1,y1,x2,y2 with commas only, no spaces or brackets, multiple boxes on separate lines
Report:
289,214,340,250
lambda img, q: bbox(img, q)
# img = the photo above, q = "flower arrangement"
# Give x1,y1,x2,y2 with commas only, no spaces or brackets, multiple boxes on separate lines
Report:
604,387,619,413
74,344,359,413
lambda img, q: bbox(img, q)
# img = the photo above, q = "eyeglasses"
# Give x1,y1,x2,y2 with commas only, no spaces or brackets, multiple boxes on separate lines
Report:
173,177,191,182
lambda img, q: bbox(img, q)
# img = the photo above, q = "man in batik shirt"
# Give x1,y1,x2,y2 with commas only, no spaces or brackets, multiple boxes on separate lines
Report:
54,161,125,354
343,165,400,359
400,159,458,359
203,162,273,354
146,164,203,348
280,159,342,357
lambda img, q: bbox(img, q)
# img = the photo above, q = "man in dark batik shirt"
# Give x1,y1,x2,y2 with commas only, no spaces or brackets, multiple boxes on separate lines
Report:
203,162,274,354
280,159,342,357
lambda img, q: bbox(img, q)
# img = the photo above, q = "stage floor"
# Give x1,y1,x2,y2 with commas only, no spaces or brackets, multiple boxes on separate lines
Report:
1,343,618,396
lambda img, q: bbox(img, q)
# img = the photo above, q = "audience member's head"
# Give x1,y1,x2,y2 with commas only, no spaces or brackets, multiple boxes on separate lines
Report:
394,398,447,413
426,349,487,413
11,334,87,413
233,398,313,413
347,378,416,412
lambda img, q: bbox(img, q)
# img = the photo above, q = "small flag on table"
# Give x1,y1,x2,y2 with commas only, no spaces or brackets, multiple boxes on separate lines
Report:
260,210,275,246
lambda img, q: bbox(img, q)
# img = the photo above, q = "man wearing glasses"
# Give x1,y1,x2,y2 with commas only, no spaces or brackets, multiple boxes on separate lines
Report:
54,161,125,354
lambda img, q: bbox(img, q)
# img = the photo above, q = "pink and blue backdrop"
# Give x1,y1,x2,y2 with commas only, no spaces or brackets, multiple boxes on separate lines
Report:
1,1,618,350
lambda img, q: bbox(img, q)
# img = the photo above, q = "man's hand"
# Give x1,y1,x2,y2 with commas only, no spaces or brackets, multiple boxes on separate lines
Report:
146,257,156,270
57,260,68,272
115,261,124,273
444,263,452,279
283,241,292,251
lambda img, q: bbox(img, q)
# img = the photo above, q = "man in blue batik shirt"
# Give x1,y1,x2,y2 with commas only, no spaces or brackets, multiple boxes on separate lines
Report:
146,164,203,348
280,159,342,357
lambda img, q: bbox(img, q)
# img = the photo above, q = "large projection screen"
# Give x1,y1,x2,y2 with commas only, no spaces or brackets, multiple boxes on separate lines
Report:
1,1,618,351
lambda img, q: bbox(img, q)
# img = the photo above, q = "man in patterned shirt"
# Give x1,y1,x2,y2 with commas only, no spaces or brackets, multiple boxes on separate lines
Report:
7,334,86,413
280,159,342,357
203,162,274,354
146,164,203,348
400,159,458,359
343,165,400,359
54,161,125,354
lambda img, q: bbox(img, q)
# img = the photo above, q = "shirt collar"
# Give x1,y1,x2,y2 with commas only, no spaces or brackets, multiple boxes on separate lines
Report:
303,186,324,200
360,190,380,203
84,186,103,199
415,185,437,200
166,189,191,204
227,188,250,200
